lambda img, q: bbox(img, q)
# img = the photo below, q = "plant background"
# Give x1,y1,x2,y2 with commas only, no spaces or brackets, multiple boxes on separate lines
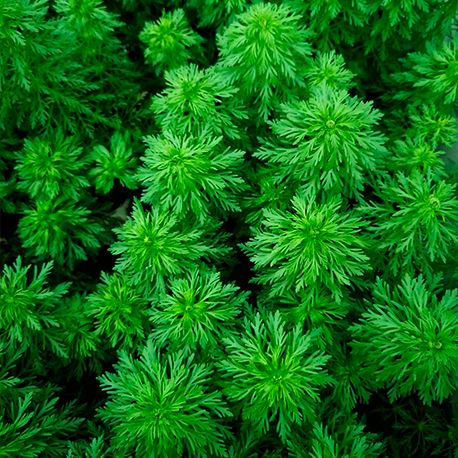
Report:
0,1,457,457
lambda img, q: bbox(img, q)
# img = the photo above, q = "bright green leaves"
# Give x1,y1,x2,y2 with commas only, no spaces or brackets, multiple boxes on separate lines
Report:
16,131,89,200
150,268,248,352
87,273,149,350
0,386,83,458
55,0,122,43
0,258,69,354
406,104,458,149
110,200,223,296
243,166,296,227
189,0,250,27
89,131,138,194
279,287,351,349
99,344,231,457
394,36,458,107
245,193,369,299
0,0,137,134
18,197,104,269
140,9,203,74
14,131,111,270
151,64,246,139
219,311,331,442
55,294,100,374
66,437,107,457
257,86,386,197
304,51,356,91
389,137,446,177
367,172,458,274
351,275,458,405
2,1,458,456
138,132,245,221
285,0,368,49
308,419,383,458
217,2,311,119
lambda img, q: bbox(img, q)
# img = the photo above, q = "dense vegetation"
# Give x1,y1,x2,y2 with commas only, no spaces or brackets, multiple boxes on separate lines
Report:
0,1,457,456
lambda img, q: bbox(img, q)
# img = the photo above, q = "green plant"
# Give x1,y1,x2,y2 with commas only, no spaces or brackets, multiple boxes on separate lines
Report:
151,64,247,139
366,171,458,275
0,258,69,356
87,272,149,350
18,197,105,269
245,192,369,299
256,86,386,197
89,131,138,194
0,0,135,134
304,51,356,91
2,1,458,456
54,294,100,376
389,137,446,177
0,386,82,457
188,0,250,27
99,343,231,456
16,131,89,200
393,36,458,107
351,275,458,404
110,199,227,296
140,9,204,74
138,131,245,221
307,416,383,458
277,287,351,349
217,2,311,120
219,311,332,442
150,268,248,352
285,0,368,49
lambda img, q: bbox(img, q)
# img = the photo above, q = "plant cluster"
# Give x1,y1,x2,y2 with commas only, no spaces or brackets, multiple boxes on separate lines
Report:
1,0,457,456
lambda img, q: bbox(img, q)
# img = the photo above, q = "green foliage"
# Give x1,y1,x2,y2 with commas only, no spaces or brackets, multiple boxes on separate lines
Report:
366,172,458,274
245,192,369,299
140,9,204,74
0,258,69,355
0,0,135,134
257,86,386,197
66,437,107,458
304,51,356,91
0,149,16,212
389,137,446,177
16,131,89,200
87,272,149,350
138,131,245,221
387,398,458,457
242,166,296,227
351,275,458,404
150,268,248,352
217,2,311,119
151,64,247,139
219,311,332,441
110,199,226,296
54,0,122,43
55,294,100,375
2,1,458,456
99,343,231,457
329,346,373,412
0,386,82,458
405,104,458,149
89,131,138,194
277,287,351,349
308,417,383,458
393,36,458,107
189,0,250,27
0,344,81,457
18,197,105,269
285,0,368,49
